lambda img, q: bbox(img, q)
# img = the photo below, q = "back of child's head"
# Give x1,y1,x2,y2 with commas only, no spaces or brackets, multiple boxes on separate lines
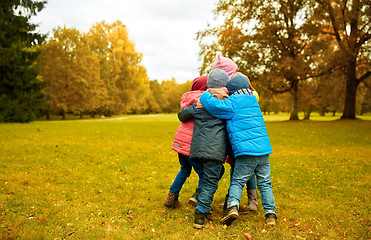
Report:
233,72,255,91
212,55,238,79
207,68,230,88
191,75,208,91
227,75,250,94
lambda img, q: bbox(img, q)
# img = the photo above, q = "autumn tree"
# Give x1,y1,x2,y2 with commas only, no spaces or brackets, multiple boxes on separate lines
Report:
143,79,191,114
38,21,150,118
145,80,163,113
38,27,101,119
0,0,46,122
198,0,333,120
313,0,370,119
159,78,184,112
86,21,150,115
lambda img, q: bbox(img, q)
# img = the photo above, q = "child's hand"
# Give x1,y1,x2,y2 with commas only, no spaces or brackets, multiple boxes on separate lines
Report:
208,87,229,100
196,100,204,108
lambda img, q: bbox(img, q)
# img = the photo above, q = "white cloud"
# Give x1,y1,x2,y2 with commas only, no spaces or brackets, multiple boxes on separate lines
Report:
31,0,219,83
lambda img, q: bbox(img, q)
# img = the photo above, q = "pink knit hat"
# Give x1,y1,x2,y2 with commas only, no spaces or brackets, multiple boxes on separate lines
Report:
211,55,238,79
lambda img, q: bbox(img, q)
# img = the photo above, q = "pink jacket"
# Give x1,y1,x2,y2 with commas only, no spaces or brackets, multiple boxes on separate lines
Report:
172,90,204,156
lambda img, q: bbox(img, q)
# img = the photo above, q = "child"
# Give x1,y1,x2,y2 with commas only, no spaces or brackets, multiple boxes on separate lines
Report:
164,76,208,208
212,55,260,213
199,75,277,226
177,68,231,229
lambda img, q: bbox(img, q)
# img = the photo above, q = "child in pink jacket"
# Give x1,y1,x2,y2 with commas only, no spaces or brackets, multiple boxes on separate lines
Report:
164,76,207,208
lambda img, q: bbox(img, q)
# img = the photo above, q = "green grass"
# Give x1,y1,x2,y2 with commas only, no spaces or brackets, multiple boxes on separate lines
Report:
1,114,370,239
262,112,371,121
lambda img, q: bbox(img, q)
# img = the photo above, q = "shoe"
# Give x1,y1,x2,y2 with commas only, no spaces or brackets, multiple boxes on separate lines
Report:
247,189,258,211
220,203,249,215
220,194,249,215
174,194,181,208
188,188,201,207
220,206,239,226
164,193,177,208
265,213,277,226
237,205,249,215
193,210,208,229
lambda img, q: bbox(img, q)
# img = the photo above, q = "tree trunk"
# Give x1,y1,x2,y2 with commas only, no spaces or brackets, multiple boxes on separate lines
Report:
341,63,358,119
289,80,299,120
341,81,357,119
304,104,312,120
319,107,326,116
61,110,66,120
46,110,50,120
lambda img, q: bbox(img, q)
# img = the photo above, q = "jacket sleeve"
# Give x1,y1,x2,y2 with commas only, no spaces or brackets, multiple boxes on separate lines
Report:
177,102,197,122
199,92,235,120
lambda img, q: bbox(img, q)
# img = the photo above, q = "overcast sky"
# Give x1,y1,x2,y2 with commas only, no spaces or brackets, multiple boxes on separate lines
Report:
31,0,220,83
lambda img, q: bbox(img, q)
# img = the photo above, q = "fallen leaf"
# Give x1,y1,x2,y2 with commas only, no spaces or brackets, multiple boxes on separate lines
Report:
244,232,253,240
40,217,46,223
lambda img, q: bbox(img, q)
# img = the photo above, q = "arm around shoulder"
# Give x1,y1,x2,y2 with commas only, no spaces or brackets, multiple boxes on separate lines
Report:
199,92,235,119
178,102,197,122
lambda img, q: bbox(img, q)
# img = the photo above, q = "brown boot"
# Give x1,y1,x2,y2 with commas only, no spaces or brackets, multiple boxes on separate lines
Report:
174,194,181,208
220,206,239,226
164,192,176,208
188,188,201,207
247,189,258,211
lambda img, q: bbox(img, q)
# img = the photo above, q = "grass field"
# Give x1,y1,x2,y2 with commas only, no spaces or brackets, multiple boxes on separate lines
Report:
1,114,370,239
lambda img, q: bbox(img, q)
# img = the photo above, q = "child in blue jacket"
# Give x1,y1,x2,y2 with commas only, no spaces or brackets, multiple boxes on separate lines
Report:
199,75,277,226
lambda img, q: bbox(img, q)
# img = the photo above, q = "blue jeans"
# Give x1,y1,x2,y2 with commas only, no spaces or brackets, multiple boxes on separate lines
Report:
230,165,257,190
228,155,276,216
169,153,204,196
196,160,225,213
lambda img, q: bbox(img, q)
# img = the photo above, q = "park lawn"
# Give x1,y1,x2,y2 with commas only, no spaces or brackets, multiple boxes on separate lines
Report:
0,114,370,239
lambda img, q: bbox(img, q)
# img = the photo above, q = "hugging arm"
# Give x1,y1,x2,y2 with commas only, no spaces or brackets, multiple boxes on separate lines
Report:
199,92,234,120
177,102,197,122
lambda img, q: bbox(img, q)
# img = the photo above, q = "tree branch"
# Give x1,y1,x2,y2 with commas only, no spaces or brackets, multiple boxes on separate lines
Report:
272,30,291,55
357,71,371,85
317,0,345,49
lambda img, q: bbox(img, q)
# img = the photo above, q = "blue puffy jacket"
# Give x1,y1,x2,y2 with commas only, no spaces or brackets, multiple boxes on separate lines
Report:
199,92,272,157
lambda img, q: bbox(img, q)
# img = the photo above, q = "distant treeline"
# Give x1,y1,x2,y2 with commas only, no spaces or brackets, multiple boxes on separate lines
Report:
0,0,370,122
37,21,195,119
